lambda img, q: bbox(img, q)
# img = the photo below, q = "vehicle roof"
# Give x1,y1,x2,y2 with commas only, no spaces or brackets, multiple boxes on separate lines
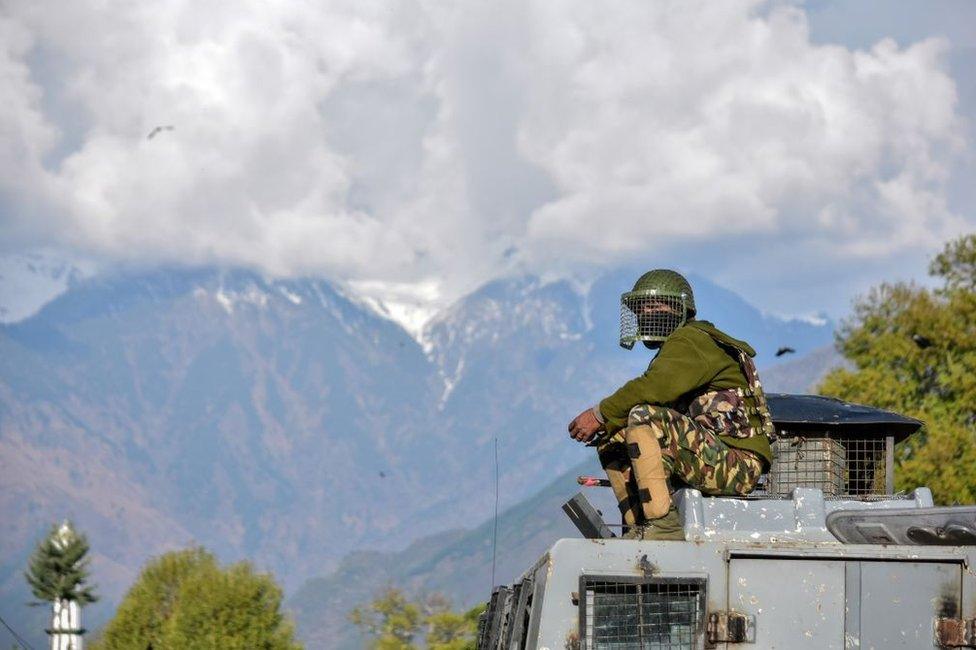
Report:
768,393,921,441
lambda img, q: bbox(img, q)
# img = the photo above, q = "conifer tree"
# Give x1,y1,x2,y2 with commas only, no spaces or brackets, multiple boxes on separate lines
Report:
25,521,98,649
25,522,98,606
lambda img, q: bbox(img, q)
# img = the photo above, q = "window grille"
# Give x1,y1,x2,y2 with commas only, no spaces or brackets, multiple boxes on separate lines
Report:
579,576,706,650
752,431,894,499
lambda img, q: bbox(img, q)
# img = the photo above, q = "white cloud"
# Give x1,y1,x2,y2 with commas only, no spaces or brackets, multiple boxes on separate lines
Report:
518,3,966,265
0,0,970,315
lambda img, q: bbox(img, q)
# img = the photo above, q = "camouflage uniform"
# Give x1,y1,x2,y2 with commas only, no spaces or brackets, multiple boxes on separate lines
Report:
598,400,765,531
626,402,764,495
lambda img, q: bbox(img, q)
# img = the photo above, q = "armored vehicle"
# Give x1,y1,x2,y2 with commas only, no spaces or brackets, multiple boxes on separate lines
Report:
477,394,976,650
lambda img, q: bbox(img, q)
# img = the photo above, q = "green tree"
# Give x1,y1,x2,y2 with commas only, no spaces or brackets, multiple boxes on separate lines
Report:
349,588,484,650
426,605,485,650
93,548,301,650
25,521,98,606
819,233,976,504
25,522,98,650
93,547,207,648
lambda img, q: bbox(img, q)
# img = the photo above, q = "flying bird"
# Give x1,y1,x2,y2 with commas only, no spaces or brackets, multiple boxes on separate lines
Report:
147,125,175,140
775,347,796,357
378,471,386,478
912,334,933,349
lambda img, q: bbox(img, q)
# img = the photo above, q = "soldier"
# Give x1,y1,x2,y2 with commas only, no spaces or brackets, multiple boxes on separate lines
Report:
567,270,775,539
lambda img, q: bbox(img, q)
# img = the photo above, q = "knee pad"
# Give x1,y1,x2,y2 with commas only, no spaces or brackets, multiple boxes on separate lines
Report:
624,424,672,520
598,445,640,527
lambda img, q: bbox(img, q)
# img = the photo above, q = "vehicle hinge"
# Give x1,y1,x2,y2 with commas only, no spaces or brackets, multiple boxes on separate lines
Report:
936,617,976,647
706,611,755,644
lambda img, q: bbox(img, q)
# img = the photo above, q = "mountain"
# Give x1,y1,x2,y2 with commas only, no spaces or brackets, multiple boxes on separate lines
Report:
0,265,832,648
0,270,439,644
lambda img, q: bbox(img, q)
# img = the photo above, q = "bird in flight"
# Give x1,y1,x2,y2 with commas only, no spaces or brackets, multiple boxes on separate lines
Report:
147,125,175,140
775,346,795,357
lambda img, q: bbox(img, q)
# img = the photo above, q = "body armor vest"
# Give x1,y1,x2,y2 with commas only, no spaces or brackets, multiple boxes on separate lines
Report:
686,332,776,441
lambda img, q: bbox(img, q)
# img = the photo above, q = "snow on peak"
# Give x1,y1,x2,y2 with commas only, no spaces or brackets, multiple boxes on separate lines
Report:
278,286,303,305
343,279,444,348
206,284,271,314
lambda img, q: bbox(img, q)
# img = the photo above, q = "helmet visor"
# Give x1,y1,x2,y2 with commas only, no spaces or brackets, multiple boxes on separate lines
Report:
619,290,687,348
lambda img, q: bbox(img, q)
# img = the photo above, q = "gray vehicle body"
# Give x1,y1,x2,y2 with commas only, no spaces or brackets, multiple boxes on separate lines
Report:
478,396,976,650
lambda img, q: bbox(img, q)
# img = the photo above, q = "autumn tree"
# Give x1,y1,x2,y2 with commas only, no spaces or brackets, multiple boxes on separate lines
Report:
819,233,976,504
92,547,301,650
349,588,484,650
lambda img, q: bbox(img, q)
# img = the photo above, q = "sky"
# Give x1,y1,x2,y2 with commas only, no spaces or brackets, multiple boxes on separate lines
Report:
0,0,973,326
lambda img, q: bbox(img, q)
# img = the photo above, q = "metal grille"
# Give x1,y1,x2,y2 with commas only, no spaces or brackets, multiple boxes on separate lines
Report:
580,576,706,650
753,433,891,498
620,293,687,346
766,437,846,496
843,436,890,496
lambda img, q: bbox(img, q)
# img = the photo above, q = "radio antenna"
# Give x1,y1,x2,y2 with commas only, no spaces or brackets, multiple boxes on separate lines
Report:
490,436,500,589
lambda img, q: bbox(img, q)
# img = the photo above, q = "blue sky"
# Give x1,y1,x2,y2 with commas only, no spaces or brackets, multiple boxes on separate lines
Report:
0,0,972,326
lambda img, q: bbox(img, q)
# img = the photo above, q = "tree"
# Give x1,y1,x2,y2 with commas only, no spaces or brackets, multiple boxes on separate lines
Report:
819,233,976,504
25,522,98,607
349,588,423,649
92,548,301,650
426,605,485,650
25,521,98,650
349,588,484,650
91,547,207,648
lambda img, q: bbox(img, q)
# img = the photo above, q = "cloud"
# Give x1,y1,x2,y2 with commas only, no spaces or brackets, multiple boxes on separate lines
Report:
0,0,969,315
518,4,966,262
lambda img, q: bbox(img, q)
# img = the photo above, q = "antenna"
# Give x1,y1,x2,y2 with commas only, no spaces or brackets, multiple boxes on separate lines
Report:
490,436,499,589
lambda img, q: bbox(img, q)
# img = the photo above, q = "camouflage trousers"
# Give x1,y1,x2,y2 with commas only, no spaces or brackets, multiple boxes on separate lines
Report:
598,404,764,525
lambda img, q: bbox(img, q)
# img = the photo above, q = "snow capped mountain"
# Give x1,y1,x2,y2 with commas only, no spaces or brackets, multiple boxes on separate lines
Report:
424,276,596,405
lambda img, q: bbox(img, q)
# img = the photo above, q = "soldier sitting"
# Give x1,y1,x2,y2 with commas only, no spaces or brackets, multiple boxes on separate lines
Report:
568,270,775,540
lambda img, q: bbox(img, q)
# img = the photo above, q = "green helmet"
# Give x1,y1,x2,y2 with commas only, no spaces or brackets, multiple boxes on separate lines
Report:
619,269,696,349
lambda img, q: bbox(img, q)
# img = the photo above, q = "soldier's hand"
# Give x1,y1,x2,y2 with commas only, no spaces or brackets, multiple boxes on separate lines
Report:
568,408,603,443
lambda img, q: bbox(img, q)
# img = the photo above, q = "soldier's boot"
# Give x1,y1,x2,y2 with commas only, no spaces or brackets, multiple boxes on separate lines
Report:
622,506,684,541
597,443,641,529
624,424,672,520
